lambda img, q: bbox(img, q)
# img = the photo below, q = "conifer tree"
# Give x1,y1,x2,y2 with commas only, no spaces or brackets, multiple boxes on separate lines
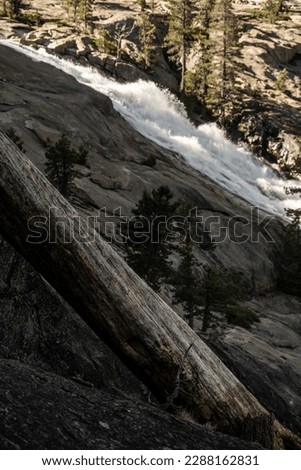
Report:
138,10,156,69
172,237,200,329
64,0,80,23
185,0,214,104
262,0,286,23
2,0,23,18
78,0,94,32
165,0,199,94
45,134,88,196
198,267,252,332
206,0,239,124
125,186,179,291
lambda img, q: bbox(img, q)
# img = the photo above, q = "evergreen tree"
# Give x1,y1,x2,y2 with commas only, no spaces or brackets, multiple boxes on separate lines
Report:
165,0,199,94
45,134,88,196
172,237,200,328
206,0,239,124
261,0,286,23
95,29,117,55
198,267,252,332
185,0,214,105
64,0,80,23
125,186,179,291
2,0,23,18
138,10,156,70
78,0,94,32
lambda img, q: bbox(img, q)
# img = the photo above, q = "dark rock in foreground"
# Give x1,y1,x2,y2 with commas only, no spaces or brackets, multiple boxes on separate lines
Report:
0,359,262,450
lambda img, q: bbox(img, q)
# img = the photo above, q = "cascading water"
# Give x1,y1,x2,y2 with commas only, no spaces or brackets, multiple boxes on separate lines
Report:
1,39,300,217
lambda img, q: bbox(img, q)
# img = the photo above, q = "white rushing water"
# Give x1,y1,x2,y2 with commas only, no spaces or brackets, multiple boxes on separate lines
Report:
2,40,301,217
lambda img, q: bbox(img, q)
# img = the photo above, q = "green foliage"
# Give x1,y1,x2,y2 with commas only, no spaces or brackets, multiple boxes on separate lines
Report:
95,29,117,55
136,0,147,10
63,0,94,29
173,259,255,331
125,185,179,291
261,0,287,23
5,127,25,153
198,267,253,332
1,0,23,19
224,305,260,329
275,68,288,92
45,134,88,196
165,0,199,93
172,238,200,327
138,10,156,70
20,10,44,26
205,0,240,123
78,0,94,31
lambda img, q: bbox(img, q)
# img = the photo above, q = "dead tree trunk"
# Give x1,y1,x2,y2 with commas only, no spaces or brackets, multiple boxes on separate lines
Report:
0,130,299,449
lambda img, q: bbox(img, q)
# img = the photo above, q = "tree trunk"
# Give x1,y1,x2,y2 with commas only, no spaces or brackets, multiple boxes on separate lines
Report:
0,130,299,449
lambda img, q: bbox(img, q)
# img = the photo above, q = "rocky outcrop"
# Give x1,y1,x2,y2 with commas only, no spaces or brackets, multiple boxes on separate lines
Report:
232,7,301,164
206,294,301,434
0,359,262,450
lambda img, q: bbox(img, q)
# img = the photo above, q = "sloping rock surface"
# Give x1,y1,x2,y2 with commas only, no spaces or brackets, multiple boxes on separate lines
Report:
0,359,262,450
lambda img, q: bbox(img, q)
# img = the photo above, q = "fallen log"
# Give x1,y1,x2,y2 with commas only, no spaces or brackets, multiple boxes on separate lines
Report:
0,130,299,449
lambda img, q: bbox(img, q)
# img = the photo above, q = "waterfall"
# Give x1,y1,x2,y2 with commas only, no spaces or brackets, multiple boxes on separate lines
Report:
1,39,300,216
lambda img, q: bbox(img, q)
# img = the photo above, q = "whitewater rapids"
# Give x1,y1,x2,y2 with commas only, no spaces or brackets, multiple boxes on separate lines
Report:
1,40,300,217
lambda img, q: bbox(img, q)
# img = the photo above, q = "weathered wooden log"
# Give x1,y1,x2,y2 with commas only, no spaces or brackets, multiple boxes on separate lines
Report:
0,130,299,448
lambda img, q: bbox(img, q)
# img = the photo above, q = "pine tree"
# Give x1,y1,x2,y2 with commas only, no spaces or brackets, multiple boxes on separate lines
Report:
64,0,80,23
185,0,214,104
198,267,252,332
165,0,199,94
3,0,23,18
205,0,239,123
138,10,156,70
262,0,286,23
125,186,179,291
78,0,94,32
172,238,200,328
45,134,88,196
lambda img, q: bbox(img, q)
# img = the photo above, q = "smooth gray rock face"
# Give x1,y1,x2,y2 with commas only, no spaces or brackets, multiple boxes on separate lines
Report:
207,294,301,434
0,44,285,291
0,359,262,450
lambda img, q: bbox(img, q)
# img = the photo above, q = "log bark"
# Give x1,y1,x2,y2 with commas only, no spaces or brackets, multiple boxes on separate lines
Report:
0,130,299,449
